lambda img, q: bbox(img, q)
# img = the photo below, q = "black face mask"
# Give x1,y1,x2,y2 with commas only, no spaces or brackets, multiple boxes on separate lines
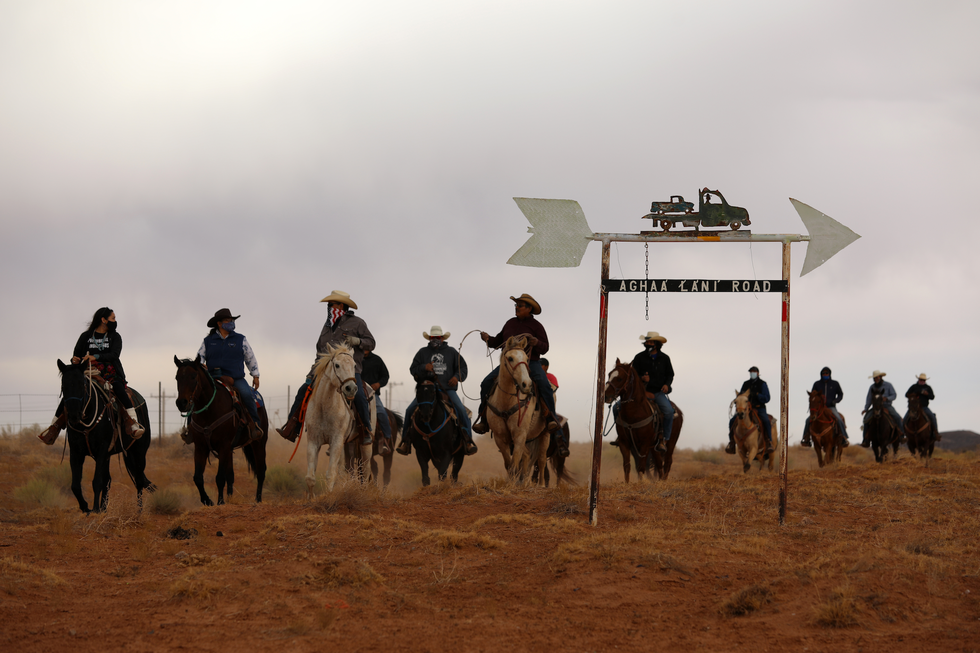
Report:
106,320,118,332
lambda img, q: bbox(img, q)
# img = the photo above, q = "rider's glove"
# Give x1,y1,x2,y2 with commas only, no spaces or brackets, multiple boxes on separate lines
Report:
345,335,360,347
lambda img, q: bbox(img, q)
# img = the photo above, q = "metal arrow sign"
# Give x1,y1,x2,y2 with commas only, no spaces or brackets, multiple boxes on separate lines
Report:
506,194,860,527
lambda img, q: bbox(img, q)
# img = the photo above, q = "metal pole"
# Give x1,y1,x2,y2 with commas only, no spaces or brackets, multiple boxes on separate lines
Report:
162,389,166,438
589,239,611,526
778,241,791,525
158,381,163,440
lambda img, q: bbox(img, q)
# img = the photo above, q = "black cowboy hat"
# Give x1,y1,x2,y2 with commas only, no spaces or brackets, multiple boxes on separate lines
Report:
207,308,240,329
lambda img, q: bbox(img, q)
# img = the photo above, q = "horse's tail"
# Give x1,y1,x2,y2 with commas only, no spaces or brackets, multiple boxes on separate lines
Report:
242,440,256,477
390,410,404,438
550,457,578,486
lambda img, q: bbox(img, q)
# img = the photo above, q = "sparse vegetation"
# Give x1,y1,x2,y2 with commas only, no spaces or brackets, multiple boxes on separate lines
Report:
720,584,773,616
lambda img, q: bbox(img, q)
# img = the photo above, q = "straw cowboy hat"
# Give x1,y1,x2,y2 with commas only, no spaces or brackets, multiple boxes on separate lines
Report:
319,290,358,309
510,293,541,315
869,370,886,379
423,325,450,340
207,308,240,329
916,373,930,380
639,331,667,344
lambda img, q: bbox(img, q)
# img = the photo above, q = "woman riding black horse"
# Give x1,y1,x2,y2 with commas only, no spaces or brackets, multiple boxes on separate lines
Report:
39,307,144,445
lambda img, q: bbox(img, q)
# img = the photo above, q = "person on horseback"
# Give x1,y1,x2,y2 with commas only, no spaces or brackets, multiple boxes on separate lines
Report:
472,294,563,452
398,325,476,456
802,366,849,447
904,373,940,441
617,331,675,454
860,370,905,447
540,358,571,457
725,365,773,455
38,307,145,444
361,348,393,454
277,291,376,447
197,308,263,440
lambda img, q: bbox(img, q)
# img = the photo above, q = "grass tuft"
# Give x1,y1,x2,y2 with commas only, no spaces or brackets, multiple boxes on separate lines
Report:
265,464,305,497
13,478,61,507
814,586,861,628
148,487,185,515
720,584,773,616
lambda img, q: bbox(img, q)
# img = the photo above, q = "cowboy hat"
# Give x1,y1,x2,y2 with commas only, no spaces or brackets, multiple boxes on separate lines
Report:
207,308,240,329
423,325,450,340
510,293,541,315
320,290,358,309
869,370,886,378
639,331,667,344
916,373,930,380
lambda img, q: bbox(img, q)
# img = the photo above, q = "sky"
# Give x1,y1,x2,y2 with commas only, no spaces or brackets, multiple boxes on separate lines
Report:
2,0,978,450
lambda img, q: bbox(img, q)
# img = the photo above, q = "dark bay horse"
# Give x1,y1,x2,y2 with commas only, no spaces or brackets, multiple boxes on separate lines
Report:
174,356,267,505
604,359,684,482
905,393,936,462
866,392,901,463
807,390,842,467
369,409,403,488
408,380,465,485
531,416,577,487
57,360,154,513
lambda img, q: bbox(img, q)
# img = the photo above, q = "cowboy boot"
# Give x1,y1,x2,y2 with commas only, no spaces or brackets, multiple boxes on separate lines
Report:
557,428,569,458
124,408,145,439
472,401,490,434
396,434,412,456
764,434,774,454
38,412,67,445
655,438,667,454
464,431,478,456
378,429,391,455
801,427,812,448
250,421,264,441
725,427,736,454
276,416,300,443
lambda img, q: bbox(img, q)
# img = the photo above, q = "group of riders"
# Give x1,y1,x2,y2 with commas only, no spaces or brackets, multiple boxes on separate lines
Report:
724,366,939,455
39,298,940,459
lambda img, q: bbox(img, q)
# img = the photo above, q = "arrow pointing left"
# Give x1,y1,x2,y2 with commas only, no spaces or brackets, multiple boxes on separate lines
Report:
507,198,594,268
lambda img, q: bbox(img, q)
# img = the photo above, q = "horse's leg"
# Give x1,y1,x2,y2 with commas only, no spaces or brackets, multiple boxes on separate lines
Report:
814,436,825,468
451,450,464,483
415,447,431,487
69,443,90,513
215,447,234,505
252,441,267,503
92,448,111,513
306,437,322,500
383,452,392,488
535,435,550,487
619,443,631,483
360,444,372,482
327,433,345,492
193,444,214,506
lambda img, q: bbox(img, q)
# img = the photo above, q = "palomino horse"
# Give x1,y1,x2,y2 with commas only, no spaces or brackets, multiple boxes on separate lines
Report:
302,344,369,496
866,392,901,463
369,410,403,488
731,390,779,473
487,336,550,483
807,389,842,467
174,356,268,505
408,380,466,485
58,360,155,513
603,358,684,482
905,392,936,462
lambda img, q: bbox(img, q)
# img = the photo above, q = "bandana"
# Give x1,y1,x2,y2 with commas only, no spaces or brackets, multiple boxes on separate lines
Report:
329,305,345,328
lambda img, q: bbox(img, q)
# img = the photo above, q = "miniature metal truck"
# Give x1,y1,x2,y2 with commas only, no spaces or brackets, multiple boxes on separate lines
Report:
643,188,751,231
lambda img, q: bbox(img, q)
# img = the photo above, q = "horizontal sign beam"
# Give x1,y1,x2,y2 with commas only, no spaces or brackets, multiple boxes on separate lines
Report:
602,278,788,293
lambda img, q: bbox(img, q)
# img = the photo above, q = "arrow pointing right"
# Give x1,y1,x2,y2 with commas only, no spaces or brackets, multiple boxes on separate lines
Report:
791,198,861,277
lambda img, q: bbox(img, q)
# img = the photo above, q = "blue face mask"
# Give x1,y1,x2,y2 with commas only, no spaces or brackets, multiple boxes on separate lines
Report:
821,374,829,380
222,321,236,332
750,372,758,380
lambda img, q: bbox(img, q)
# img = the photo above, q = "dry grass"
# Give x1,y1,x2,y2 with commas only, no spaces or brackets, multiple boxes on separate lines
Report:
264,464,305,497
169,572,223,602
311,477,395,514
814,586,861,628
306,556,384,587
148,487,186,515
412,528,505,550
0,556,67,588
720,584,773,616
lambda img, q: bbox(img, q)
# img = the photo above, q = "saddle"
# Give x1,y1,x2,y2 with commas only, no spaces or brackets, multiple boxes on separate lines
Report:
215,376,264,444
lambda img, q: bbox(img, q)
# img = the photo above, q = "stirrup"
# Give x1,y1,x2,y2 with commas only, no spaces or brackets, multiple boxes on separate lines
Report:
396,440,412,456
725,442,736,455
464,440,478,455
655,440,667,453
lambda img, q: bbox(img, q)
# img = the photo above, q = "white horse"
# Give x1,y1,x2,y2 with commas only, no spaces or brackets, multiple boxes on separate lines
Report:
303,344,371,496
487,336,550,484
732,390,779,473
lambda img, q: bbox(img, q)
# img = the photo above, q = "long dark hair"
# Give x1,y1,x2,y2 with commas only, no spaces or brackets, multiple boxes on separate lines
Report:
86,307,113,334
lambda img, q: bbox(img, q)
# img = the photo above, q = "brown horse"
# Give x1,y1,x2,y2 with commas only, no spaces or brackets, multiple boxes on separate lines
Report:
807,389,842,468
905,393,936,462
531,416,577,487
174,356,268,505
604,358,683,481
368,409,403,487
731,390,778,473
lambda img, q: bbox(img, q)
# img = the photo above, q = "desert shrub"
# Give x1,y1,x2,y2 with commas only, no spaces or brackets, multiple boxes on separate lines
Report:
13,478,61,507
149,487,185,515
814,587,860,628
312,478,389,514
692,448,725,465
265,464,304,497
34,465,72,493
720,584,773,616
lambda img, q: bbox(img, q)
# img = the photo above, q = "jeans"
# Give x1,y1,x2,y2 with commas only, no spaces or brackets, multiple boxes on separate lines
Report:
481,361,556,418
375,396,392,440
611,392,675,441
406,389,471,437
805,407,848,440
231,378,259,422
728,407,771,443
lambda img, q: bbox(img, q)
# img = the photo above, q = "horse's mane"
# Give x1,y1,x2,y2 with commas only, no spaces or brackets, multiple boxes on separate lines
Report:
502,335,528,353
313,343,354,379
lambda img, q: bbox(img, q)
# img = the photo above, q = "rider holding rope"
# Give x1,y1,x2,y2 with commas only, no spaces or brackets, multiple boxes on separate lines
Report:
472,294,562,448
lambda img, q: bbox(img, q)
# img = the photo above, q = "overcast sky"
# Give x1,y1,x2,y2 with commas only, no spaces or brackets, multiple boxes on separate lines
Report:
2,1,977,450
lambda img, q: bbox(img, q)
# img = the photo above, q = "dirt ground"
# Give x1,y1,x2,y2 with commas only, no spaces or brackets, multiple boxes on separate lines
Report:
2,430,979,653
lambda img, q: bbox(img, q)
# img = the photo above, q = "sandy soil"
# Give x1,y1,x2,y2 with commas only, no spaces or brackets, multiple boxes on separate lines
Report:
2,431,979,653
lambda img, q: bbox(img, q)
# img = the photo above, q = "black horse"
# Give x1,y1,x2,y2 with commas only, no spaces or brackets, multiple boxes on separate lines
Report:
174,356,268,505
57,359,154,513
867,392,901,463
409,380,465,485
531,416,576,487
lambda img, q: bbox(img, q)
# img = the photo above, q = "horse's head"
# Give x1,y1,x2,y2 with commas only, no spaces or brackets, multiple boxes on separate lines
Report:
174,354,206,412
415,380,438,421
734,390,751,420
315,345,358,399
500,338,532,393
57,359,88,421
907,391,921,412
871,392,885,416
603,359,633,404
807,389,825,413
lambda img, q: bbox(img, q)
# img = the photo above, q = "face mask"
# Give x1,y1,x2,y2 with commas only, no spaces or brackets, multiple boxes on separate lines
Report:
428,339,441,348
749,372,758,380
106,320,118,332
821,374,829,380
222,321,236,332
